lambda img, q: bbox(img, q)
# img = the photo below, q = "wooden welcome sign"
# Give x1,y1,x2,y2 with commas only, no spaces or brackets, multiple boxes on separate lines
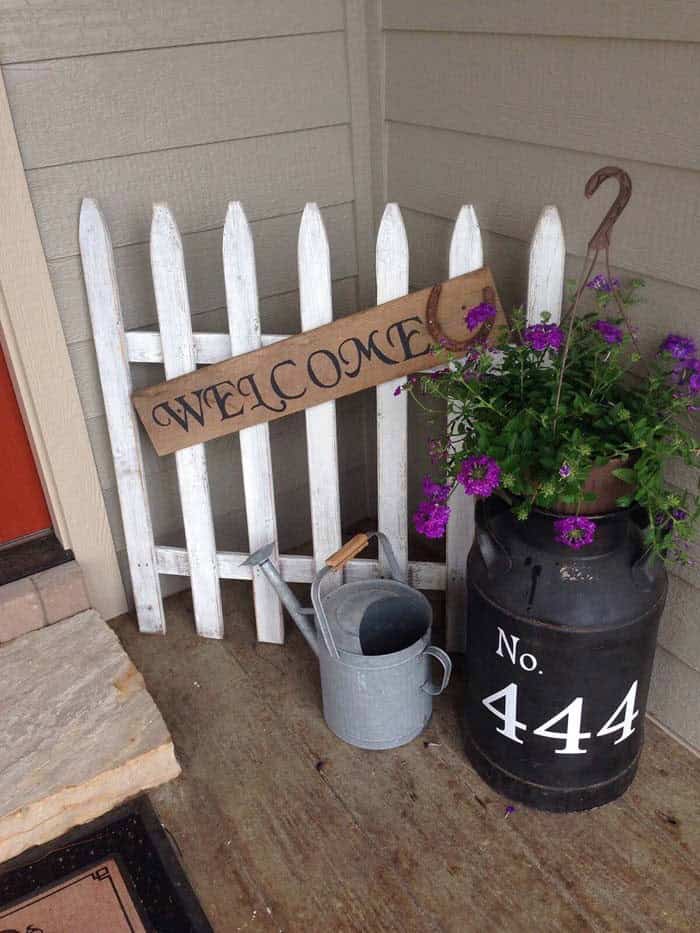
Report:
132,267,504,455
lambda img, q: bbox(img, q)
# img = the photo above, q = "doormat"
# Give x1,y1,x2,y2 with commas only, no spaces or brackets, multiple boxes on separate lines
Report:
0,797,212,932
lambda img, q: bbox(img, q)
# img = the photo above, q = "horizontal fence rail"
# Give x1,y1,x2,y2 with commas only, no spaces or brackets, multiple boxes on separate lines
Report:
80,197,565,645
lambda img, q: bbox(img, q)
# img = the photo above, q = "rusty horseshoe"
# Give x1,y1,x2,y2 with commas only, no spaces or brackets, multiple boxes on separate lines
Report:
585,166,632,252
426,284,496,352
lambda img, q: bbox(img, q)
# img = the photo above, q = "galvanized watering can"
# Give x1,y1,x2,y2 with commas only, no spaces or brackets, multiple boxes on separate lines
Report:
244,532,451,750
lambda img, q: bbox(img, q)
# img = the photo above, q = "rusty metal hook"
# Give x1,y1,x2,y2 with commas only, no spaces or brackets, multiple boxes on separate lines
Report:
426,285,496,352
585,166,632,251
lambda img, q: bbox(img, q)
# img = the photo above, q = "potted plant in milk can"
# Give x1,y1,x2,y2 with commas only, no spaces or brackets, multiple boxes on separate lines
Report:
402,168,699,811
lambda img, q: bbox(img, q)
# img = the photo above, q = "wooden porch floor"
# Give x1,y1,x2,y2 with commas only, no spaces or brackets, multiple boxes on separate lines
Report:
112,584,699,932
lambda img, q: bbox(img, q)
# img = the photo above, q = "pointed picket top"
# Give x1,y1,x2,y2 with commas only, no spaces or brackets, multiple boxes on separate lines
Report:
449,205,483,277
224,201,261,351
376,203,409,303
445,204,484,653
298,202,332,329
298,202,341,573
150,201,224,639
375,203,410,577
527,204,565,325
223,200,284,644
79,197,165,635
150,204,197,378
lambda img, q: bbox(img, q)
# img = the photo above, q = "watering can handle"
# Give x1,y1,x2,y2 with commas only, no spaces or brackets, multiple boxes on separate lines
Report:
421,646,452,696
325,531,406,582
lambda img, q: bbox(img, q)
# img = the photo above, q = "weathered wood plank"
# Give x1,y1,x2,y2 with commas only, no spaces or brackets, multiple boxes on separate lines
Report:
52,202,357,347
386,33,700,172
29,125,353,261
445,206,483,653
0,0,344,63
79,199,165,633
298,204,343,574
388,122,700,291
132,266,503,455
150,205,223,639
375,204,409,576
224,202,284,644
383,0,700,42
5,33,349,169
527,206,565,325
154,545,447,590
113,589,700,932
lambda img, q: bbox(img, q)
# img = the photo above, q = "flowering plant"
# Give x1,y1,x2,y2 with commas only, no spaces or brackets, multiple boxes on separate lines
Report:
402,278,699,559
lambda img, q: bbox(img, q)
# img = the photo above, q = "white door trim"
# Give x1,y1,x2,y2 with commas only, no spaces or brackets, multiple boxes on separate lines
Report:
0,71,126,618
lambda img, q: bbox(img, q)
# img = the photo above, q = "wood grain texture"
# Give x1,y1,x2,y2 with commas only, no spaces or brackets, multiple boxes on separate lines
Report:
445,206,483,653
298,204,342,573
375,204,409,576
527,206,565,324
151,205,224,639
29,125,353,261
388,122,700,290
132,267,503,454
54,202,357,348
113,591,700,932
0,0,344,63
79,199,165,633
224,202,284,644
385,32,700,172
4,33,349,169
383,0,700,41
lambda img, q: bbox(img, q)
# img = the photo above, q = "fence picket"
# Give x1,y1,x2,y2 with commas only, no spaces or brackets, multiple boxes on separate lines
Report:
150,205,223,639
527,205,565,325
445,205,484,652
376,204,410,577
224,202,284,644
298,204,342,573
79,199,165,633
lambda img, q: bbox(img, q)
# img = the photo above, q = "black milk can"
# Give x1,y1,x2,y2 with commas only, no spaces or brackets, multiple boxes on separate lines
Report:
464,497,667,812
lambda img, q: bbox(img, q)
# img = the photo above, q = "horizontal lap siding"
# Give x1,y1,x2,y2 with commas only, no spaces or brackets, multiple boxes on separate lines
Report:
383,18,700,749
3,2,369,608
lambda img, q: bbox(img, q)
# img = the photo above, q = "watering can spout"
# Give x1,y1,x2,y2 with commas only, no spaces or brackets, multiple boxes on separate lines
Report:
242,544,319,655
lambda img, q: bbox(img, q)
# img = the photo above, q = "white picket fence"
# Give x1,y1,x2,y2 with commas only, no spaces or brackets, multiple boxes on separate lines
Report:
79,198,564,650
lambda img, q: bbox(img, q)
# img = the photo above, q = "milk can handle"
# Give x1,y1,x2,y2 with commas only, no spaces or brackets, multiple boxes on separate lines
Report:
421,646,452,696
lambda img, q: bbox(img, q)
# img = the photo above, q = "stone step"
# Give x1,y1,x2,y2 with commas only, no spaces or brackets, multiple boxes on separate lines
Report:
0,610,180,863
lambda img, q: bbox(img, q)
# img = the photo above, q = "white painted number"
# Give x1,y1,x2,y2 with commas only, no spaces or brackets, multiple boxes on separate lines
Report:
596,680,639,745
532,697,591,755
482,681,640,754
482,683,527,744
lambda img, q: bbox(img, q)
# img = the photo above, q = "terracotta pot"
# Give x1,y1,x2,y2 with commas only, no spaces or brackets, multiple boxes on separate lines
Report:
555,458,634,515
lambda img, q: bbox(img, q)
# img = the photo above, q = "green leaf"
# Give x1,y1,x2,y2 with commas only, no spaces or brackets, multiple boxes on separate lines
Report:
612,468,636,483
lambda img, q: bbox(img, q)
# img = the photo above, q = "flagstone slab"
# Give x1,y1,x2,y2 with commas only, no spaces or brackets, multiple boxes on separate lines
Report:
0,610,179,864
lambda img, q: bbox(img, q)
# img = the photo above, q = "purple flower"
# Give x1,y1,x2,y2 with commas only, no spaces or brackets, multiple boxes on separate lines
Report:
660,334,696,361
428,438,447,464
554,516,597,550
587,275,620,293
413,499,450,539
558,463,572,479
465,302,496,331
422,475,450,502
457,455,501,497
672,508,688,521
593,320,623,344
523,323,565,352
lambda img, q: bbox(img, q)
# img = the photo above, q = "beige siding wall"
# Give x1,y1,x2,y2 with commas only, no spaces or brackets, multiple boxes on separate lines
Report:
380,2,700,749
1,0,376,603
